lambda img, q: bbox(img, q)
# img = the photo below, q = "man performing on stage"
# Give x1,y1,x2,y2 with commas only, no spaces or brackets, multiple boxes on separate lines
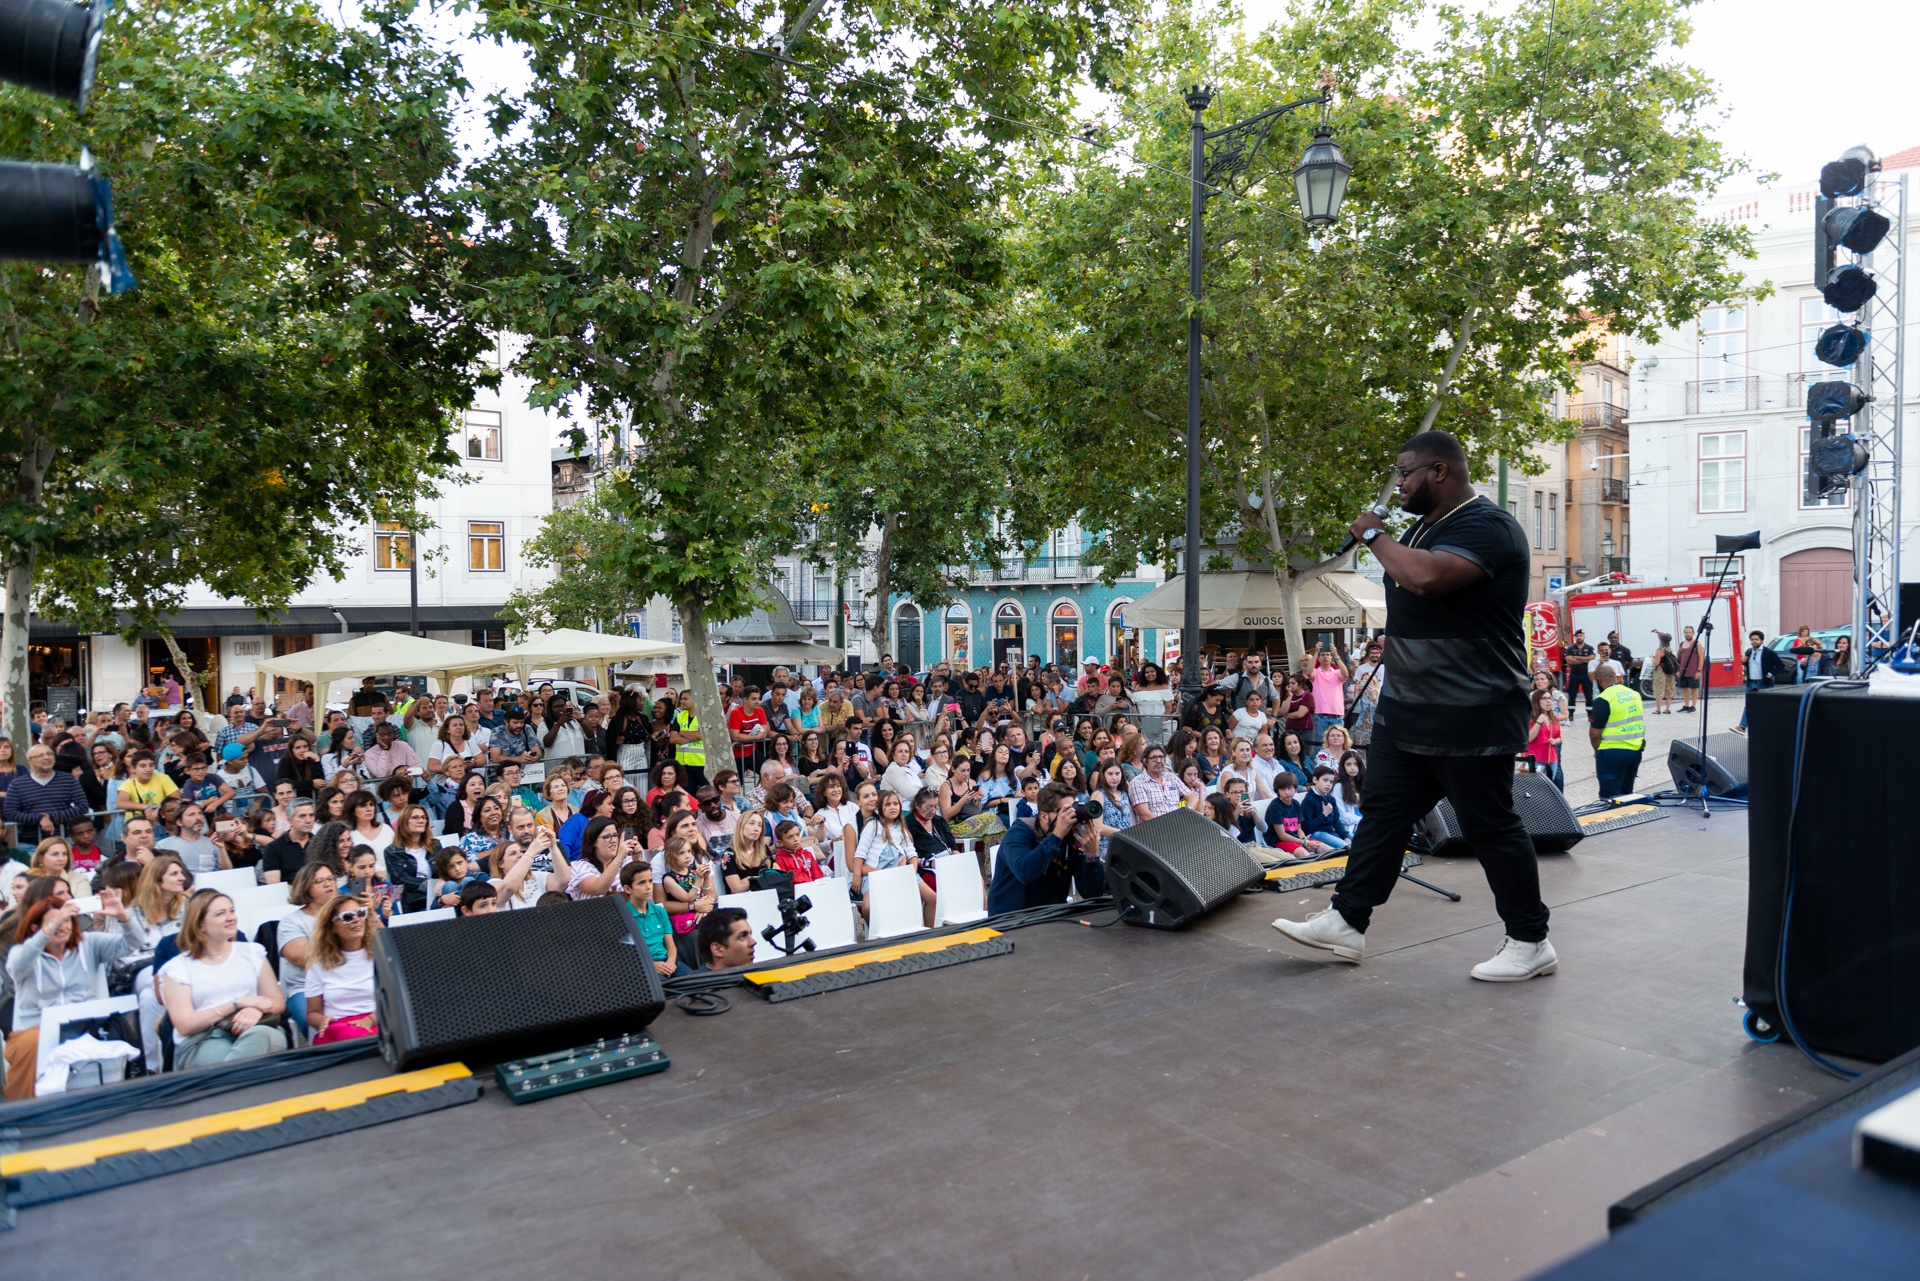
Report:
1272,430,1556,982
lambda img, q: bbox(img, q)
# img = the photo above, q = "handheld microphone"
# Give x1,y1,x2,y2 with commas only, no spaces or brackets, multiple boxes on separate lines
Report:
1335,502,1392,555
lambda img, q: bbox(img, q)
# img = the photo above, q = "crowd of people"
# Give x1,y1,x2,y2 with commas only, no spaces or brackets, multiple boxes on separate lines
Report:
0,616,1831,1093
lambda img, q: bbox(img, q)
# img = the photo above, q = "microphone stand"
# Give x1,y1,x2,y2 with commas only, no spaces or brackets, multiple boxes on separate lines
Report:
1681,556,1741,816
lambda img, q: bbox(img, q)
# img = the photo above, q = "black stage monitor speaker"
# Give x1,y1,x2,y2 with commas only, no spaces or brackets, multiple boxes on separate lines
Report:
1421,774,1584,857
1745,685,1920,1063
373,895,665,1069
1105,807,1266,929
1668,731,1749,798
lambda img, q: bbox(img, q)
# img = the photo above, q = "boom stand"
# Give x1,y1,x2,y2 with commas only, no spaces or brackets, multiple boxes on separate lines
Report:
1678,555,1743,816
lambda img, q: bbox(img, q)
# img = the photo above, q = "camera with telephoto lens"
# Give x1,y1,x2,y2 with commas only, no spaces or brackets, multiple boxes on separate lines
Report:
1070,799,1102,823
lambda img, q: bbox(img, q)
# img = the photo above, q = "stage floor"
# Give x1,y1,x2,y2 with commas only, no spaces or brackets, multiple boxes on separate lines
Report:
5,807,1849,1281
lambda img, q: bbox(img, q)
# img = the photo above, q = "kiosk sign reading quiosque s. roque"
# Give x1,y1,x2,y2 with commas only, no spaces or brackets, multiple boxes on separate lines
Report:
1238,612,1359,629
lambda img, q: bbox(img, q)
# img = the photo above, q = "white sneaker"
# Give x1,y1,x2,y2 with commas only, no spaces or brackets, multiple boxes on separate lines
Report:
1271,908,1365,963
1470,936,1558,982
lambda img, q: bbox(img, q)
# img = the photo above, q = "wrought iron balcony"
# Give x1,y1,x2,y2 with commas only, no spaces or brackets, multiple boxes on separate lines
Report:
1600,477,1629,504
1685,376,1760,414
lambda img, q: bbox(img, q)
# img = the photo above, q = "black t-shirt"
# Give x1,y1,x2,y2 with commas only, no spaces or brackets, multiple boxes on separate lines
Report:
260,832,313,880
1375,496,1531,755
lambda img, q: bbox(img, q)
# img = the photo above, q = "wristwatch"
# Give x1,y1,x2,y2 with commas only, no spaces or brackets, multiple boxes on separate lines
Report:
1361,527,1383,543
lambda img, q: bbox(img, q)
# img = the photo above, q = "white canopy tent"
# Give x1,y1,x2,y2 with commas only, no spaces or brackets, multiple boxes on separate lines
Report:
474,628,685,690
252,631,514,698
1131,571,1387,632
708,639,852,667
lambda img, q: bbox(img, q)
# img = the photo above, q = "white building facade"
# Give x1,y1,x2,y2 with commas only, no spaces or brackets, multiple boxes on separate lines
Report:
1627,147,1920,636
38,345,564,710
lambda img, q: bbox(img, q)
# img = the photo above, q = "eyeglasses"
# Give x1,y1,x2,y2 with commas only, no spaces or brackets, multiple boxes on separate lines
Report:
336,909,368,923
1394,461,1441,481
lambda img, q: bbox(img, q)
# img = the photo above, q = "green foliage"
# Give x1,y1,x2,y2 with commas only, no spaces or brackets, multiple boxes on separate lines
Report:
500,492,648,639
467,0,1142,627
0,0,494,634
1010,0,1751,594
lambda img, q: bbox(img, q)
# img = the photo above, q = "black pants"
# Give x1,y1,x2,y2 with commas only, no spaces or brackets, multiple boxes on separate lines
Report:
1566,669,1594,709
1594,748,1641,799
1330,733,1549,943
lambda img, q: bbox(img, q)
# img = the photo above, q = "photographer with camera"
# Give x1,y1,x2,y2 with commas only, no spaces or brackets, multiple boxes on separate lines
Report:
986,782,1101,916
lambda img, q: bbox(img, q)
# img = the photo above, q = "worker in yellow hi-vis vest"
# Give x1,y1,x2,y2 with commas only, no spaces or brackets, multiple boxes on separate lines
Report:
669,688,708,791
1588,666,1646,799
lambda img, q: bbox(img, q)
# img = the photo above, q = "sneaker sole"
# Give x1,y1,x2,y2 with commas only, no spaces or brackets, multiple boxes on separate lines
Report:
1469,960,1558,982
1270,918,1363,964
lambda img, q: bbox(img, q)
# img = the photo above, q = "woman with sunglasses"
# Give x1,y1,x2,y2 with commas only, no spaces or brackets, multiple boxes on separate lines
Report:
304,895,379,1043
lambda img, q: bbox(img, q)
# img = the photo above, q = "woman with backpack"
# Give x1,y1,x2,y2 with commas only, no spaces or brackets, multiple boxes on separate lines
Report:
1649,630,1678,714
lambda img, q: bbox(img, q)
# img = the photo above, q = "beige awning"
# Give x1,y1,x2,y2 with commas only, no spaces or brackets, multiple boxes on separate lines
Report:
252,631,516,696
1130,571,1385,631
481,628,684,689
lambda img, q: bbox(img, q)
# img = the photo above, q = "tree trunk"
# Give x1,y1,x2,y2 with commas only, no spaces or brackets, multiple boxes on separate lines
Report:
1,548,34,748
869,513,896,663
675,598,734,777
160,633,210,711
1275,571,1306,678
1,429,54,749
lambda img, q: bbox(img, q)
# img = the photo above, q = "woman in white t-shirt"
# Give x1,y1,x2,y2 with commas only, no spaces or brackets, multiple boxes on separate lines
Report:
305,893,379,1043
808,770,861,877
430,716,484,774
1229,690,1272,744
878,734,924,805
1213,737,1272,801
158,891,286,1068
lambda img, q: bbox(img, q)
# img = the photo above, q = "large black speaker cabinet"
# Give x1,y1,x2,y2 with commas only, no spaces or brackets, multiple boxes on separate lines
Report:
1421,773,1583,856
1105,807,1266,929
1745,685,1920,1063
1668,731,1749,798
373,895,665,1069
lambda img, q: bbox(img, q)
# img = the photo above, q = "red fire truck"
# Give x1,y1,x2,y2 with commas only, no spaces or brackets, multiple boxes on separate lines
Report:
1529,575,1747,689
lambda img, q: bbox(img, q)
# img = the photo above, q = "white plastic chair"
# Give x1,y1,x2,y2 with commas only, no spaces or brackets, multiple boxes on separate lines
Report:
864,864,925,941
932,853,989,927
715,889,785,963
35,993,137,1090
389,907,456,928
794,876,856,951
196,867,258,897
227,882,291,939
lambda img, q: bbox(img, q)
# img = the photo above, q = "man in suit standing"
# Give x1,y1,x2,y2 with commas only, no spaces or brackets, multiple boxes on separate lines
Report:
1733,630,1787,735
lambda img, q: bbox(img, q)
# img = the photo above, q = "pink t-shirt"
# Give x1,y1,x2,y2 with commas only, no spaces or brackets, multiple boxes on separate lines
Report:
1311,666,1346,718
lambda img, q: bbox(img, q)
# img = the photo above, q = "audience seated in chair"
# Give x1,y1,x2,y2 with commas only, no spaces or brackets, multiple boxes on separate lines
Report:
4,887,145,1100
157,890,286,1069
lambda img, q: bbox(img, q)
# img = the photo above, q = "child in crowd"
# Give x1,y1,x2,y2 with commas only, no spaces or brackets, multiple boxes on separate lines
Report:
457,882,497,916
67,817,105,873
771,820,824,885
619,861,685,977
432,847,490,910
1261,773,1335,858
1526,689,1563,788
177,754,226,813
1012,775,1042,820
1300,767,1349,850
658,835,713,934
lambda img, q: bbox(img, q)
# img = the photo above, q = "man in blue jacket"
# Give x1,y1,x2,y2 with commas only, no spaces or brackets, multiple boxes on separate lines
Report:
986,782,1086,916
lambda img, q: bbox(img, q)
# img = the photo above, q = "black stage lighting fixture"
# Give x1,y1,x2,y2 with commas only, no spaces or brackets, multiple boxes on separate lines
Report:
0,0,107,108
1811,432,1870,478
1715,530,1763,555
1806,380,1870,422
1820,146,1878,199
1822,263,1877,313
1814,323,1868,368
1824,204,1891,255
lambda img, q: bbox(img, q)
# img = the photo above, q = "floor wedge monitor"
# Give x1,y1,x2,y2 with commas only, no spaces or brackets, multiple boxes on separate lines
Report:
1105,807,1266,929
1421,774,1584,857
374,895,665,1069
